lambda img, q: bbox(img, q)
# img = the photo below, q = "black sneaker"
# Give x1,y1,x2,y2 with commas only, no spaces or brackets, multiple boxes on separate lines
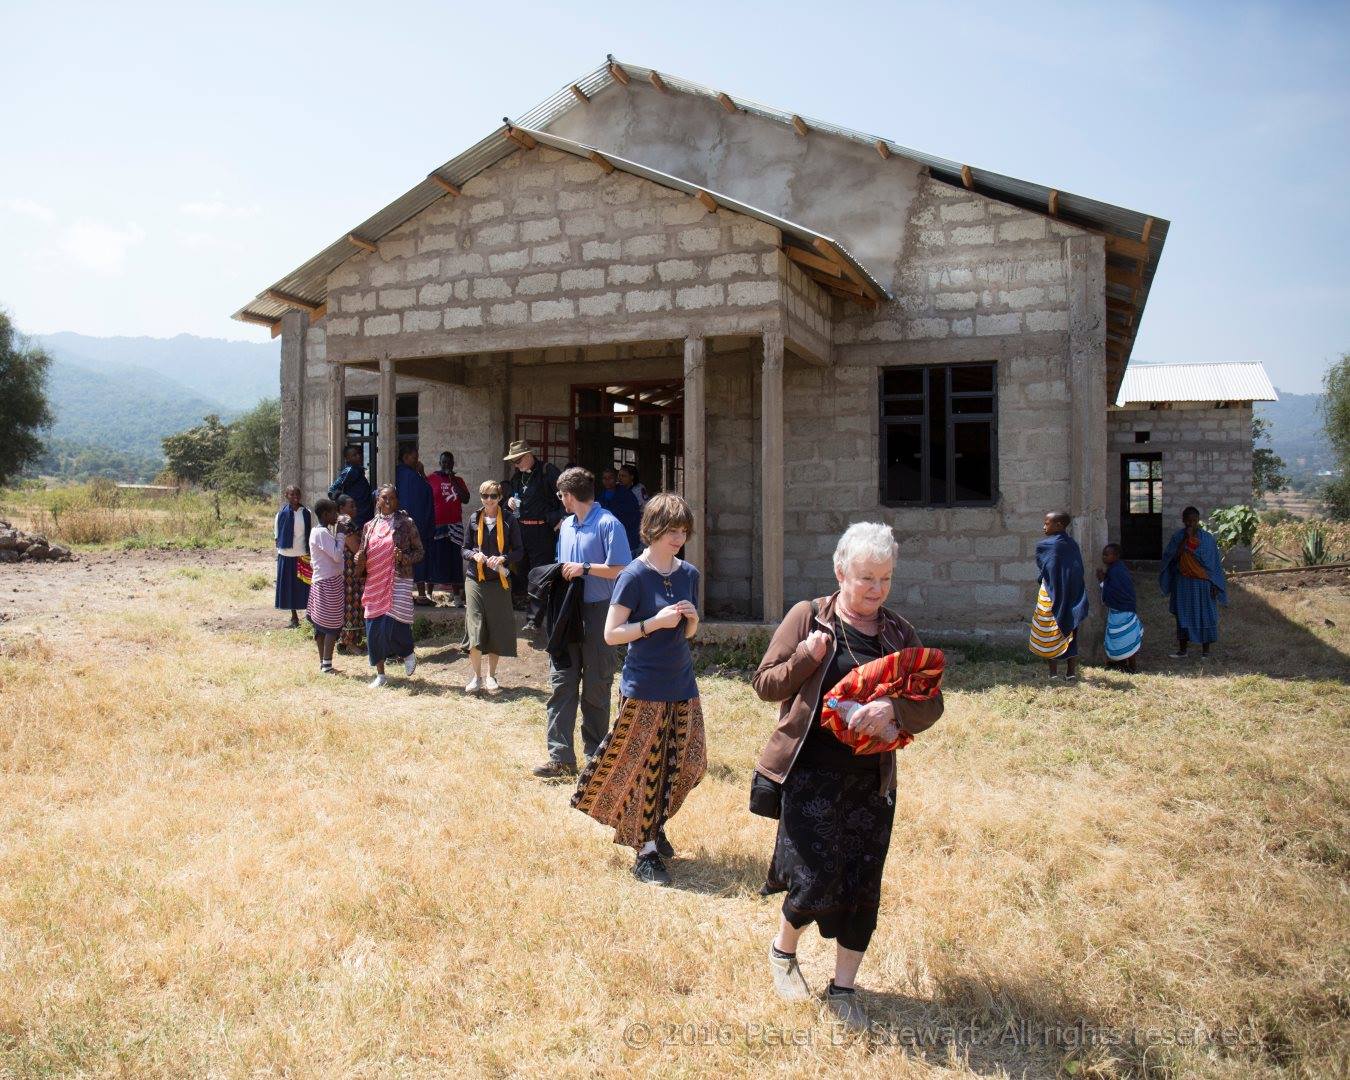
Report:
632,852,671,886
656,829,674,859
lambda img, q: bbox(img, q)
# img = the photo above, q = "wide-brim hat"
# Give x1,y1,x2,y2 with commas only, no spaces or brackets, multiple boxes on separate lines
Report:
503,439,535,462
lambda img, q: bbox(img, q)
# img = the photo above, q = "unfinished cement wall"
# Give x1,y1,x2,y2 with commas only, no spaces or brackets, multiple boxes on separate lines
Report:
1106,403,1254,543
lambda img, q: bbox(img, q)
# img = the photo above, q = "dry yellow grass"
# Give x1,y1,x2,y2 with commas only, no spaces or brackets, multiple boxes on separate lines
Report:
1,557,1347,1078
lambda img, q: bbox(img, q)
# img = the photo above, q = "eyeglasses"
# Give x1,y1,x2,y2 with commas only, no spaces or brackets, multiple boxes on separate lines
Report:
482,493,500,501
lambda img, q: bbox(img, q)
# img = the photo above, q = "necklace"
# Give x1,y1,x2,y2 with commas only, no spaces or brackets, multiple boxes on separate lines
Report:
641,551,678,600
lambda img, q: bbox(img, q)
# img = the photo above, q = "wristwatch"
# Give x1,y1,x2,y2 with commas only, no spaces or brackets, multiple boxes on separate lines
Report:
582,562,591,576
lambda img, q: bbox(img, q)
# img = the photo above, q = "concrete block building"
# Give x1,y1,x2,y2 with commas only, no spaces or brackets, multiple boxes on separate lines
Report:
236,58,1192,631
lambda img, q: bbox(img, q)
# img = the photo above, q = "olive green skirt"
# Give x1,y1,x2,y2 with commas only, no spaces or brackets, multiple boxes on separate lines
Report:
465,575,518,656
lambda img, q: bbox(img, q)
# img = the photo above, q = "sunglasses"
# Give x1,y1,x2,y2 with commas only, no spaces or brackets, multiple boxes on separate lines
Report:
482,493,501,501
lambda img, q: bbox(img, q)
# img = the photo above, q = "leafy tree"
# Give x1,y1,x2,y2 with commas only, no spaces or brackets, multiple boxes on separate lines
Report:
0,310,54,488
1320,353,1350,521
1251,415,1287,499
161,414,230,485
215,398,280,498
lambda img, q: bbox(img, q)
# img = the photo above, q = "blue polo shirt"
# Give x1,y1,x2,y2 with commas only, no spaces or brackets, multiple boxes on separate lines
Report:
557,502,632,603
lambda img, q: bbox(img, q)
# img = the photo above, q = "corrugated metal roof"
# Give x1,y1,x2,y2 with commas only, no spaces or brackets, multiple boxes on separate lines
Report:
234,56,1167,381
517,126,889,299
1115,362,1278,405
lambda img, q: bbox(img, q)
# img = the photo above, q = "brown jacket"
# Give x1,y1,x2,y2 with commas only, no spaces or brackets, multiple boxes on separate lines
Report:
752,592,944,795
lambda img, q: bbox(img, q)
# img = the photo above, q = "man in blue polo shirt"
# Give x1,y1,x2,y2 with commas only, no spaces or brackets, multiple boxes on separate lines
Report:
533,466,632,779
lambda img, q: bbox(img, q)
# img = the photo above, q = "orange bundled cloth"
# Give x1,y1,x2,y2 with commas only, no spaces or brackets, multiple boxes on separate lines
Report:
821,646,945,755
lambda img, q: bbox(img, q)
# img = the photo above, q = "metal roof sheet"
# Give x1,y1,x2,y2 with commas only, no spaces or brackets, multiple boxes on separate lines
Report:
1114,362,1278,405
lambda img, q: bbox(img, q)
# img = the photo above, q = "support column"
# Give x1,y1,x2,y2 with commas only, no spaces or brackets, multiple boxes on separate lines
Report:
683,337,707,610
377,358,396,488
277,310,307,489
1067,234,1108,654
328,361,346,481
761,329,785,622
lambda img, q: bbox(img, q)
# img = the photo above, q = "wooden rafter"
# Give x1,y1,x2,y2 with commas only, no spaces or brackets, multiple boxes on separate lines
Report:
505,125,536,150
570,83,590,104
269,302,325,337
784,245,843,277
1048,189,1059,216
588,150,615,175
791,114,809,137
649,70,668,93
695,190,717,213
812,238,881,302
427,173,461,196
875,139,891,160
609,60,630,85
238,311,279,329
346,233,378,254
1141,216,1155,244
717,91,737,113
1105,234,1150,262
1105,295,1134,314
266,289,322,314
960,164,974,189
814,273,865,297
1106,265,1143,292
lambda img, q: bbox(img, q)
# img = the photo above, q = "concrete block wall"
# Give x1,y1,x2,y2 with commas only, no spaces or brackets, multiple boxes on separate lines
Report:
1106,403,1254,542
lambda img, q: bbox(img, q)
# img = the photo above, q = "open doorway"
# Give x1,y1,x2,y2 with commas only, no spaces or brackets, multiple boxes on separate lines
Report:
1120,452,1163,558
572,380,684,496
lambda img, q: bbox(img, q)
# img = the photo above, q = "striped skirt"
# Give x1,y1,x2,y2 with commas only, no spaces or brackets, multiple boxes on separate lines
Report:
1104,609,1143,661
1029,583,1075,659
571,697,706,850
306,575,346,634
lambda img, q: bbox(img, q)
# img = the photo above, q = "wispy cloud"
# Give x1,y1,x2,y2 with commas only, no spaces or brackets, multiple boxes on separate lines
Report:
59,220,146,274
3,198,57,222
178,198,260,220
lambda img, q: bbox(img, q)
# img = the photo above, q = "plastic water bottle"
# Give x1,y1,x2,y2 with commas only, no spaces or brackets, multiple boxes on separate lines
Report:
826,697,862,725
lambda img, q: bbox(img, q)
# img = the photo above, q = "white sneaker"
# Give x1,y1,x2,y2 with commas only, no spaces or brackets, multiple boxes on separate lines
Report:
465,676,481,693
404,653,417,677
369,673,387,689
483,674,500,692
768,944,811,1002
825,985,870,1032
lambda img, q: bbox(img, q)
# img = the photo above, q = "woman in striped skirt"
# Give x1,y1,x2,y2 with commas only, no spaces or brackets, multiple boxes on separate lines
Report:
306,499,346,674
1098,543,1142,671
356,484,425,689
1029,512,1090,681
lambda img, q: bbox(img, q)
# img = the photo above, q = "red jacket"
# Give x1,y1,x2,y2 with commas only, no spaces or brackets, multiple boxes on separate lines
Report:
429,471,471,527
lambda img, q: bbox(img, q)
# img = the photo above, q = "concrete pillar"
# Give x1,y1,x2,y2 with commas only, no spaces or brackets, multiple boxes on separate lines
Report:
277,310,307,489
761,329,785,622
377,358,396,488
683,337,707,609
328,361,346,482
1067,234,1108,654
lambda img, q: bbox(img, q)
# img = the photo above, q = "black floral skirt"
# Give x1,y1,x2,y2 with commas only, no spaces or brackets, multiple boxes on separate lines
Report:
763,763,895,953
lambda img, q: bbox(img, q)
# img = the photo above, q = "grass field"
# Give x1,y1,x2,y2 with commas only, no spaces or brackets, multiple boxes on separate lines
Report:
0,546,1347,1078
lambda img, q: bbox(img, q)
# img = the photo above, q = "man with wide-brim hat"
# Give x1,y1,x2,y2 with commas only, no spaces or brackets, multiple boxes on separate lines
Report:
505,439,562,629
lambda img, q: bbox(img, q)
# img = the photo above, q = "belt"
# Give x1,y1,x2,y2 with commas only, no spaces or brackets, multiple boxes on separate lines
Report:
521,519,547,526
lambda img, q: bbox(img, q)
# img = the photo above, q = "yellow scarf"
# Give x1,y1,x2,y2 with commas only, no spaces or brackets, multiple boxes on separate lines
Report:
477,512,510,590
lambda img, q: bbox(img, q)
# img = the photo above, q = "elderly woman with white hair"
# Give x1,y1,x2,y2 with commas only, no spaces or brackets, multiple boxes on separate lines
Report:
751,521,944,1030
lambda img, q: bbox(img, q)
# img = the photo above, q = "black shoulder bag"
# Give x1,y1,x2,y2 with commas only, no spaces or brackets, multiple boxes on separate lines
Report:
748,601,820,820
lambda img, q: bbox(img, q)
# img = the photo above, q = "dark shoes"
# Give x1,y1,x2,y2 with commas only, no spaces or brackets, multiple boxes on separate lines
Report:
532,760,577,780
521,619,538,632
656,829,674,859
632,852,671,886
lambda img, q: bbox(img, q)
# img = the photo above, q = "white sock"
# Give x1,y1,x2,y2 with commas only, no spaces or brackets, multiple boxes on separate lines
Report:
639,841,658,857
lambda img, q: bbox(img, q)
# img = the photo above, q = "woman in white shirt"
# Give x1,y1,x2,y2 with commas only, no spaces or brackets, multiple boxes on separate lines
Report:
306,498,346,673
274,485,312,627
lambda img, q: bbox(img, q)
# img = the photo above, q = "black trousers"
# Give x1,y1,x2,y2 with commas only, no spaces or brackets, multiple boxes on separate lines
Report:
517,522,557,620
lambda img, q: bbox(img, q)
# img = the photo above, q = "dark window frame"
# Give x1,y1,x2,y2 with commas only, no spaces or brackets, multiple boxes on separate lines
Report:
878,362,999,508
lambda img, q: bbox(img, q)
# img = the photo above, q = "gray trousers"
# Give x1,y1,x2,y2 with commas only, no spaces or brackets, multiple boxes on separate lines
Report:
545,601,618,766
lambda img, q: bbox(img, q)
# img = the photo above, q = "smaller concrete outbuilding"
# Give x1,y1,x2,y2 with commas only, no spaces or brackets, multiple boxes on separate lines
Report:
1108,362,1278,559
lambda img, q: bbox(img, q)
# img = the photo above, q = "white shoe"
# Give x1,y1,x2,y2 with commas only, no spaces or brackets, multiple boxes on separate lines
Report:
825,985,870,1032
404,653,417,677
768,944,811,1002
483,674,500,692
369,673,387,689
465,676,481,693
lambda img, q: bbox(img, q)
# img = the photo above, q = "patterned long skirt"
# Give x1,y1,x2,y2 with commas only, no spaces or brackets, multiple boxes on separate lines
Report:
1028,583,1077,659
341,549,365,649
764,764,896,953
571,697,706,850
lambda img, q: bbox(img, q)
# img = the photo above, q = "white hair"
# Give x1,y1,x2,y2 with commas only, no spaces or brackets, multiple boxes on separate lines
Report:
832,522,899,576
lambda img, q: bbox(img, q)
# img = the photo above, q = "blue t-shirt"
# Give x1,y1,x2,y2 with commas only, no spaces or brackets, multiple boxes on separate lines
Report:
612,558,700,702
557,502,632,603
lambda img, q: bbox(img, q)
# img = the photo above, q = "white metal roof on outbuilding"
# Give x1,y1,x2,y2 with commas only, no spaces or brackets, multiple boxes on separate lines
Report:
1114,362,1278,406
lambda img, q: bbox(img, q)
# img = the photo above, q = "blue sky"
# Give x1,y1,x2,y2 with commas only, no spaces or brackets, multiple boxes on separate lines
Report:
2,0,1346,393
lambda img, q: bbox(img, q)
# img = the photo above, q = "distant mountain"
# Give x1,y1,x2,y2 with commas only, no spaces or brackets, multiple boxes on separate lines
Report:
1257,391,1333,480
33,331,278,412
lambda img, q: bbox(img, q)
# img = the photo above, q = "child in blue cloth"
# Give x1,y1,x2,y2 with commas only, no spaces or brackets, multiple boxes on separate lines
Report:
1097,543,1142,672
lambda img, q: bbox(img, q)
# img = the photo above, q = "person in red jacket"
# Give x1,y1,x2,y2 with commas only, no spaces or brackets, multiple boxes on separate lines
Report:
428,451,471,607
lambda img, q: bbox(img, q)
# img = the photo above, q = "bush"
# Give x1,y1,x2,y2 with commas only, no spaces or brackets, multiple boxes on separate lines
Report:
1205,505,1259,551
1252,518,1350,568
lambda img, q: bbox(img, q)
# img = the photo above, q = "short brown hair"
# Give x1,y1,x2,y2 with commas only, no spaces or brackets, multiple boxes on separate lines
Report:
557,466,595,503
479,479,503,498
640,492,694,545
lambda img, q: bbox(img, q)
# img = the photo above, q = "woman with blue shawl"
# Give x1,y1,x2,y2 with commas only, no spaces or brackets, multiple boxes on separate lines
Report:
1097,543,1142,671
274,485,312,627
598,467,643,555
1160,506,1227,659
1028,511,1090,681
395,446,437,607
